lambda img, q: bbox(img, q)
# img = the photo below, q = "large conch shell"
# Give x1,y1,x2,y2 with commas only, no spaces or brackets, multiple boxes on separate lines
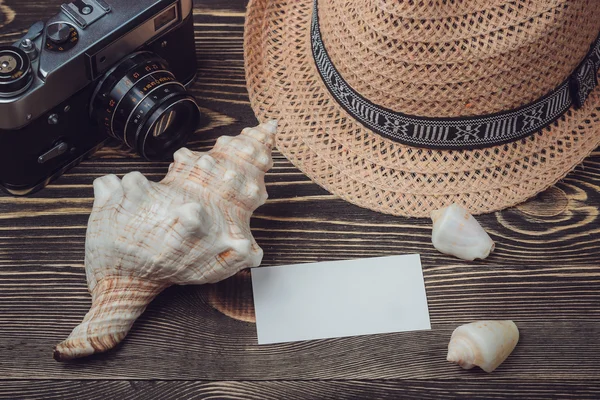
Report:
430,203,495,261
447,320,519,373
53,121,277,361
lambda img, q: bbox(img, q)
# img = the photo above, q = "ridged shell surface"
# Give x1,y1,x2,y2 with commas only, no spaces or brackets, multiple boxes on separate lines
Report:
53,121,277,361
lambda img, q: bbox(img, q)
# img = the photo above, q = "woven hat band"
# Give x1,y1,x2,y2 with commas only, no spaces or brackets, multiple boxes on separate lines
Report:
311,0,600,150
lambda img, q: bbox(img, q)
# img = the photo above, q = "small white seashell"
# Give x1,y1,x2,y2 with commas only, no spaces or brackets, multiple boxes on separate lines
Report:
447,320,519,373
53,120,277,361
430,203,495,261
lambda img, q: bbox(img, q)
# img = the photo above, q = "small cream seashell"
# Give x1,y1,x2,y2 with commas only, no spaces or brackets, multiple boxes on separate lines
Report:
53,120,277,361
430,203,495,261
447,320,519,373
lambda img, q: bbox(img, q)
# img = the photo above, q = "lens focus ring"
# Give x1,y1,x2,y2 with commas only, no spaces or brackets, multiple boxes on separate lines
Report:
116,70,180,147
91,51,200,160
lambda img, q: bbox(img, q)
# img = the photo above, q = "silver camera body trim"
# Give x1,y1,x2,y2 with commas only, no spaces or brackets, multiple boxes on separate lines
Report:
0,0,193,131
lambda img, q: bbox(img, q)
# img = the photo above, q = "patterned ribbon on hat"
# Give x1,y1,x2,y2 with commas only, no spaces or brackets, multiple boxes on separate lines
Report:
310,0,600,150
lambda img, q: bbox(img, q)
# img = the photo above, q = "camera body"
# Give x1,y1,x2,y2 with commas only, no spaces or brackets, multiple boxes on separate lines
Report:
0,0,200,195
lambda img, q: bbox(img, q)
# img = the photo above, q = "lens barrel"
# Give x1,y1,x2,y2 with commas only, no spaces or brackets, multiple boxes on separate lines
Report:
91,51,200,160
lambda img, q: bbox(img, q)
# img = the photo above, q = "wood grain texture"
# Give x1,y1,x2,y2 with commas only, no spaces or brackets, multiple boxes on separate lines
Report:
1,381,600,400
1,0,600,398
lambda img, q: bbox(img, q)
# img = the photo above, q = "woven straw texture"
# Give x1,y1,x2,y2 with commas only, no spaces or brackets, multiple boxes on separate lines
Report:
244,0,600,217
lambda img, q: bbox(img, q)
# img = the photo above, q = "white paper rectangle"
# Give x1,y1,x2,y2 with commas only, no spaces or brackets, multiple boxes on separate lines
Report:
251,254,431,344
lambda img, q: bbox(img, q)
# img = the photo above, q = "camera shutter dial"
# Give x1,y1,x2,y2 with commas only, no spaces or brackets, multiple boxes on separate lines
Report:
46,23,71,44
45,23,79,52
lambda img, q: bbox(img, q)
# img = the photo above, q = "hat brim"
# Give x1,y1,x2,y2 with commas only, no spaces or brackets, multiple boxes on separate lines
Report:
244,0,600,217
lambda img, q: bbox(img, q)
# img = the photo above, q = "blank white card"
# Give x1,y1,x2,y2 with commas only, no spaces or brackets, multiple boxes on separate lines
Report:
251,254,431,344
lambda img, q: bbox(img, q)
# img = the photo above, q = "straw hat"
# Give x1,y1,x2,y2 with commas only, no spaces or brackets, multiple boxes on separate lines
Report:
244,0,600,217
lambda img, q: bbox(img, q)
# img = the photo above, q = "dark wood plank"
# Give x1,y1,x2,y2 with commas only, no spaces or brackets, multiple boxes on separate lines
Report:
2,154,600,265
1,380,600,400
0,276,600,379
1,0,600,398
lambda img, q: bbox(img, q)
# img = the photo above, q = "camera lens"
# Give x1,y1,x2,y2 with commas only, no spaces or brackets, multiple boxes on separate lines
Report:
90,51,201,160
0,46,33,98
138,97,199,159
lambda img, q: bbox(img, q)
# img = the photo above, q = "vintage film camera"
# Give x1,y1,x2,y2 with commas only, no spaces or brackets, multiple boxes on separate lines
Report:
0,0,202,195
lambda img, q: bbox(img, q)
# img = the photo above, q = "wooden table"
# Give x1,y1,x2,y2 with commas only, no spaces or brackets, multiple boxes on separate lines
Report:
1,1,600,398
